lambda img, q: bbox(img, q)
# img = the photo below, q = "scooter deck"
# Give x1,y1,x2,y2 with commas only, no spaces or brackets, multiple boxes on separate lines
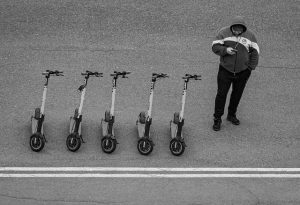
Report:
31,116,43,134
136,121,146,138
170,120,183,139
101,119,115,138
69,116,81,135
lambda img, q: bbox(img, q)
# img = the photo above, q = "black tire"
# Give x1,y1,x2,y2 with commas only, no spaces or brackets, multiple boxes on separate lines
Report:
101,137,117,154
137,138,153,155
170,138,185,156
105,110,110,122
138,111,146,124
34,108,41,119
173,112,180,124
30,134,45,152
66,133,81,152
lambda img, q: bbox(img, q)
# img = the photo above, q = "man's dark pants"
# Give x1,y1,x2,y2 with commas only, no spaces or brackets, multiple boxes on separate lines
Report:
214,65,251,119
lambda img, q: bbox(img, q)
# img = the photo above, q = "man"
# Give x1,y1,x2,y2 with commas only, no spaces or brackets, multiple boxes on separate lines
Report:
211,16,259,131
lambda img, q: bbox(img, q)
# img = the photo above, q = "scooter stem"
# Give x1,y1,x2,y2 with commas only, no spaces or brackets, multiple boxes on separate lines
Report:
110,77,117,117
147,81,155,119
78,88,86,116
110,87,116,116
40,86,47,115
180,81,188,120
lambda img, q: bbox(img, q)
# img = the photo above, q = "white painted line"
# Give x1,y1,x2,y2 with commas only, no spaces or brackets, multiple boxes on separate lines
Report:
0,173,299,178
0,167,299,172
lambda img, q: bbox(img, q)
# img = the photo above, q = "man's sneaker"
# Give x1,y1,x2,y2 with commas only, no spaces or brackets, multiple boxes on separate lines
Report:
227,115,240,125
213,118,222,131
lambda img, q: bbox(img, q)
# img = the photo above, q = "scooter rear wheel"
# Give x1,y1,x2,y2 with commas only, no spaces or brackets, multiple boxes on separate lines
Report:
101,137,117,154
66,133,81,152
170,138,185,156
137,138,153,155
30,134,45,152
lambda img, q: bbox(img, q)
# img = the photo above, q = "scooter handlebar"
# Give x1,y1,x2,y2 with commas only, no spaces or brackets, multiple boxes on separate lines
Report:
81,70,103,77
110,71,131,78
183,74,201,80
42,70,64,76
152,73,169,79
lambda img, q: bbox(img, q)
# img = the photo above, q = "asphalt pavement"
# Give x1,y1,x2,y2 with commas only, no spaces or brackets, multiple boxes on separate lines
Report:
0,0,299,204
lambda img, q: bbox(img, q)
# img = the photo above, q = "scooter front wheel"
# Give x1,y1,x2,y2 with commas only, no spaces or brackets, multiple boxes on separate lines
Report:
137,138,153,155
66,133,81,152
30,134,45,152
170,138,185,156
101,137,117,154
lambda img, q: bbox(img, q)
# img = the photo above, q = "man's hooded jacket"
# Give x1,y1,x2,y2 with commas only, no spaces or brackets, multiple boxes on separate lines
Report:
212,16,260,73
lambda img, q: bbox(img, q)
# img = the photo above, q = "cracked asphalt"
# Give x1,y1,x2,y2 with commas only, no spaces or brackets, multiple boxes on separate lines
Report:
0,0,299,204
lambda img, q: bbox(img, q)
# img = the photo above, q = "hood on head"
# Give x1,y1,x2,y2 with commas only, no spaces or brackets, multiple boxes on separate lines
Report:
230,16,247,33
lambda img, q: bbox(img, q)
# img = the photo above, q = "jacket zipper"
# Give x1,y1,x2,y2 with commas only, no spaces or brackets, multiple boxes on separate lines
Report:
233,36,240,76
233,54,237,76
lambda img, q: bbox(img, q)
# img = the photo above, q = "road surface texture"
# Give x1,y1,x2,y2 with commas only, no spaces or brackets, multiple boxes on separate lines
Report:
0,0,299,204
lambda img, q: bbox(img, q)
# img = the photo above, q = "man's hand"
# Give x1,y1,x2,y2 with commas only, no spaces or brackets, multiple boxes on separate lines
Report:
226,47,237,55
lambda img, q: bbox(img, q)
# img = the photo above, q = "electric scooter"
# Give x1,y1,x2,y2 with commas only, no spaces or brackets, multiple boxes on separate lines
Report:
169,74,201,156
136,73,169,155
30,70,64,152
66,70,103,152
101,71,131,153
